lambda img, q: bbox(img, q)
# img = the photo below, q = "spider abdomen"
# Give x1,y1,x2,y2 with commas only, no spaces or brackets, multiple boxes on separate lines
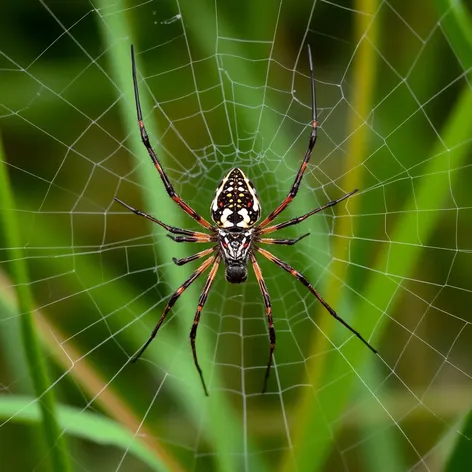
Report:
211,168,261,228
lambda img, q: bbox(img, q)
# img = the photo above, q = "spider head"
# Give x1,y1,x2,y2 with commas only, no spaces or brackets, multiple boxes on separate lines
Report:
218,228,252,284
210,168,261,229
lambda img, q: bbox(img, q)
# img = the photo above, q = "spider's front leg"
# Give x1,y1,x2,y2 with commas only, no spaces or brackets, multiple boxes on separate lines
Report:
258,44,317,228
130,45,213,230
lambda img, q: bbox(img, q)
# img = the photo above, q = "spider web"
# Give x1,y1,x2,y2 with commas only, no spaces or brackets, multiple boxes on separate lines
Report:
1,0,471,471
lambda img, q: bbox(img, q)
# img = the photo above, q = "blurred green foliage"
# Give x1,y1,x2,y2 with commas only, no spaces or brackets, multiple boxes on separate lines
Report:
1,0,472,471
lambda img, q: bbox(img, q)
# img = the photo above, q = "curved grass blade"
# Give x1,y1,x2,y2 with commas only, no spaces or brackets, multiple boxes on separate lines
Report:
0,395,166,471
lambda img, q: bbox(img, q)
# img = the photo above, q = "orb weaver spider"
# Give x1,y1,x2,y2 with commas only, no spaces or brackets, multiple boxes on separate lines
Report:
115,45,378,396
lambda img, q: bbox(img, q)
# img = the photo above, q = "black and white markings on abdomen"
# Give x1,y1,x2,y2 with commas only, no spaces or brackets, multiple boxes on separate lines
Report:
211,168,261,228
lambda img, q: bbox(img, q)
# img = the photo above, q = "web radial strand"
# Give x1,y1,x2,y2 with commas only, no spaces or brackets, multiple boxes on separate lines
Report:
0,1,471,472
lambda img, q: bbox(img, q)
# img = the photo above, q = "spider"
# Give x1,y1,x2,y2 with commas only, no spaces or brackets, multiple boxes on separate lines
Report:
115,45,378,396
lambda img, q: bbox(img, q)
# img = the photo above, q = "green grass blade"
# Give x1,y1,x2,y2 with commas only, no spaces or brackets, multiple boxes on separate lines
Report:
432,2,472,470
283,0,472,468
176,4,332,468
282,0,380,469
359,364,405,472
0,132,72,471
0,263,195,472
0,395,165,471
95,3,259,471
445,410,472,472
434,0,472,69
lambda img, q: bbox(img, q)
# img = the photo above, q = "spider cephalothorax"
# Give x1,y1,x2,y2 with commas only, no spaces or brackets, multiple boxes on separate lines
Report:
115,44,378,397
217,227,253,283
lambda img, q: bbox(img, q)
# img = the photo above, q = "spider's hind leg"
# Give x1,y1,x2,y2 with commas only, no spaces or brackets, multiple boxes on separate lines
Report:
131,256,215,363
189,255,221,396
250,253,275,393
255,246,378,354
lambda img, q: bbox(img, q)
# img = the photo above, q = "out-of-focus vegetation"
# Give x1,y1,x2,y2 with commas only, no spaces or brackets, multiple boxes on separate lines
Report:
1,0,472,471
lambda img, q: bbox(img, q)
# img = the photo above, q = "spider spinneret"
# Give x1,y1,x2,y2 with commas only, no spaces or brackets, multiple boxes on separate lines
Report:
115,44,378,397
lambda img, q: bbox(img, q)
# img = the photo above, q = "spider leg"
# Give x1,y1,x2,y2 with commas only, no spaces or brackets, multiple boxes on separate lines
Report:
258,189,358,236
259,44,317,228
132,256,215,362
250,253,275,393
255,246,378,354
172,246,217,266
167,234,215,243
114,197,210,238
190,254,221,396
256,233,309,246
130,45,213,230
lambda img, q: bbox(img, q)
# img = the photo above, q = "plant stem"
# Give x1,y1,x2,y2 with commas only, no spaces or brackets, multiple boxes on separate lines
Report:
0,131,72,472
